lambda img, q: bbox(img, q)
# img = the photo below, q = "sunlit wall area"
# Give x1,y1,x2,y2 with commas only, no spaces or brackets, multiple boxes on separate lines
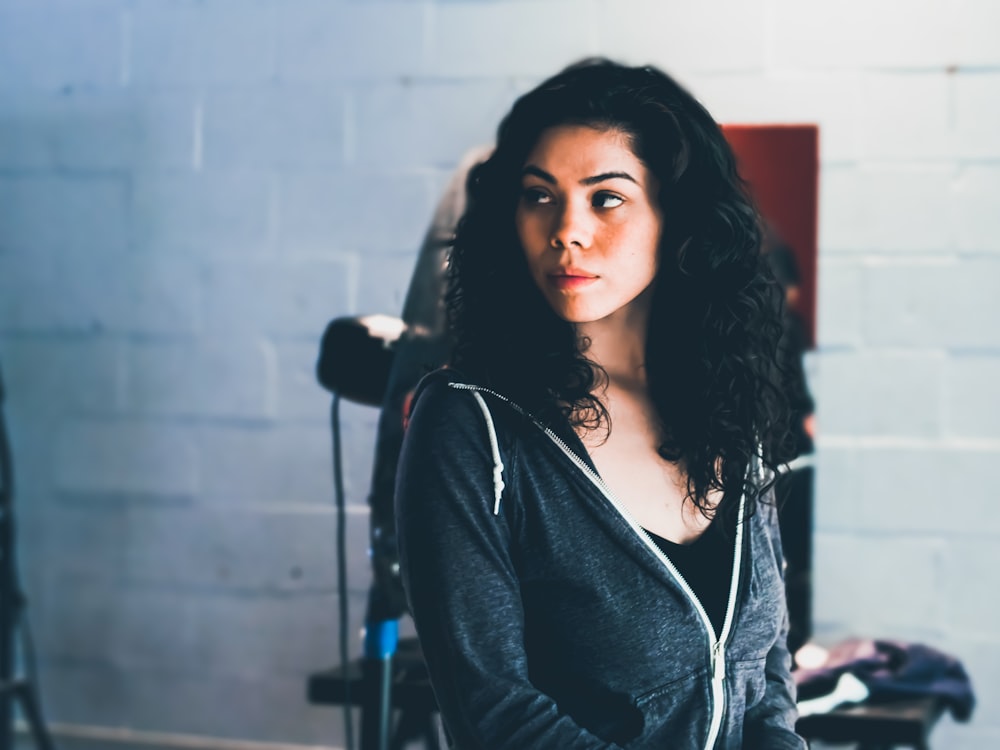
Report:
0,1,997,748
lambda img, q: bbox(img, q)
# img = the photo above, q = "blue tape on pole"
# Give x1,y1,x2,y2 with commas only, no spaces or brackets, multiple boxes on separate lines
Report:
364,619,399,660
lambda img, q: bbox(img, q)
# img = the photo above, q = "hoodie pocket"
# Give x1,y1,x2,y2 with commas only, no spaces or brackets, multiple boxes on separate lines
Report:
627,669,712,748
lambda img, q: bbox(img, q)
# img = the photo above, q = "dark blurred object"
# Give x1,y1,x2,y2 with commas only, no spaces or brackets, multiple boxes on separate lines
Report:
775,465,813,656
0,363,56,750
317,315,406,408
364,145,489,625
797,696,945,750
765,231,815,457
764,230,816,656
308,637,440,750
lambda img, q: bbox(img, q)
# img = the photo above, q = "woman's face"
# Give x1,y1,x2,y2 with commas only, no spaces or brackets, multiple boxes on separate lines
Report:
515,124,663,327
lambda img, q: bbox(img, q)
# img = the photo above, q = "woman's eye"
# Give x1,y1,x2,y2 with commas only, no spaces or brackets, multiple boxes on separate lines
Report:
593,192,624,209
521,187,552,205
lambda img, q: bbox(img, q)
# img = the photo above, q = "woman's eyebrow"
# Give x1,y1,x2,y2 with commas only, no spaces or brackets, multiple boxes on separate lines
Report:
521,164,637,186
581,171,637,186
521,165,557,183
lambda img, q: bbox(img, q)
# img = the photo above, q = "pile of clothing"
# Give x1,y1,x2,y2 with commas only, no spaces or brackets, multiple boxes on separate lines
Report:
794,638,976,720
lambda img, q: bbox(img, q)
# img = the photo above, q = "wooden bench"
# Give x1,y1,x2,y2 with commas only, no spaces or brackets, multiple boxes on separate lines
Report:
796,695,946,749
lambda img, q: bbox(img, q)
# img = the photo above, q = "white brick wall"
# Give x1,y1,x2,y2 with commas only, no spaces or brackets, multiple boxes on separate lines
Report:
1,0,997,746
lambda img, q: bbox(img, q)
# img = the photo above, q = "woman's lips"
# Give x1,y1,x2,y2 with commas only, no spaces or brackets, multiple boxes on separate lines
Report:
547,272,598,290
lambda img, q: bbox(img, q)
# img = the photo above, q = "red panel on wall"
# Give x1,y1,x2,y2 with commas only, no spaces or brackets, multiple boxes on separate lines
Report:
722,125,819,348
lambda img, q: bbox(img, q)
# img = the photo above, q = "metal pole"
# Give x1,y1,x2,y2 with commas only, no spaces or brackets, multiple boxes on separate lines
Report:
363,620,398,750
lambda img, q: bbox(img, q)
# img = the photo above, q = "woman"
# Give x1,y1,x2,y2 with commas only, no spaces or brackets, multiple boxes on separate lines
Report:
395,59,806,749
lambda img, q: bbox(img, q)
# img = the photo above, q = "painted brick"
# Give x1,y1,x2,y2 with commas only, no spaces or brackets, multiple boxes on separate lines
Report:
129,4,275,86
200,256,357,337
0,174,129,255
859,72,954,161
20,504,128,588
355,251,418,321
273,340,332,422
0,89,195,171
812,533,947,638
0,7,121,91
124,338,276,420
95,587,346,679
597,0,767,74
275,1,426,83
770,0,959,70
816,258,864,347
0,337,122,417
811,445,861,531
851,446,1000,535
426,1,599,78
826,166,956,254
817,166,863,253
195,423,339,503
863,258,1000,349
53,419,199,496
109,256,203,335
815,351,945,437
951,165,1000,253
946,355,1000,439
120,506,372,596
956,72,1000,159
36,659,364,744
35,577,120,667
131,173,272,256
692,71,861,164
0,253,201,335
202,86,346,170
0,416,58,501
955,0,1000,67
276,171,434,254
941,539,1000,640
352,80,511,168
105,255,204,335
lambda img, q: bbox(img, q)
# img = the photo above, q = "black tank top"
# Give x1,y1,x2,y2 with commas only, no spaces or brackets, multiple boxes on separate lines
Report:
644,518,735,638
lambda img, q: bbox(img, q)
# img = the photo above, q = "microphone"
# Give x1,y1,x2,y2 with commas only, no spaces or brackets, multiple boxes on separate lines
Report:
316,315,407,407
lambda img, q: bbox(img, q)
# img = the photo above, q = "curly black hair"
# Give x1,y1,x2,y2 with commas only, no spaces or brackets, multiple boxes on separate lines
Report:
446,59,793,519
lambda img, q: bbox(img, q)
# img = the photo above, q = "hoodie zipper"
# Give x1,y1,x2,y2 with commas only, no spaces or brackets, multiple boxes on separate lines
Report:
449,383,746,750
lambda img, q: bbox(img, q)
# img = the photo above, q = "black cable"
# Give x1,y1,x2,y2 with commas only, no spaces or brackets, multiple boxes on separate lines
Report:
330,392,354,750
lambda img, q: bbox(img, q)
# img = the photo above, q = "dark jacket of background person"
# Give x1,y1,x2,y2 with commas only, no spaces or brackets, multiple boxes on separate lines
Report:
396,370,806,749
365,146,490,622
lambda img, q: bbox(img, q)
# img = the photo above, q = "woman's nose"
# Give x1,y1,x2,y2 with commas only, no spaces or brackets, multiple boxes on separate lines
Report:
549,201,593,250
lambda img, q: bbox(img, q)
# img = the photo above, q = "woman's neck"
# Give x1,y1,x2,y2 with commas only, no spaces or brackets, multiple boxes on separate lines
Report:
576,299,651,391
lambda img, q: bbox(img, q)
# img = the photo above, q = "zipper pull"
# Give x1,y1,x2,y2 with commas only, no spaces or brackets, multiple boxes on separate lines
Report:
712,640,726,682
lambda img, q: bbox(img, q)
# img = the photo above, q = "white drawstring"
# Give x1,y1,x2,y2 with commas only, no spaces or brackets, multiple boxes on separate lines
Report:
471,391,505,515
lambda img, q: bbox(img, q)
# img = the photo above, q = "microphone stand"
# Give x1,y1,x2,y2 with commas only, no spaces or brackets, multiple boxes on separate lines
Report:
0,364,55,750
317,317,406,750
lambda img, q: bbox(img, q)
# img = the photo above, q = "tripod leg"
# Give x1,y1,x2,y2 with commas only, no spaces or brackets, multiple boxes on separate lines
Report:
1,687,11,750
13,681,56,750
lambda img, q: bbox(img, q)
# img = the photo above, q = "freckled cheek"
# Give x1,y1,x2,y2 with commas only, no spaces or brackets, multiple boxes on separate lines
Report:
517,217,551,270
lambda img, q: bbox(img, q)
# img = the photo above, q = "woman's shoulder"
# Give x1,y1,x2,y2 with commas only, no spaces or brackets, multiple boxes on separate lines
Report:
406,368,535,456
409,366,482,417
407,368,503,437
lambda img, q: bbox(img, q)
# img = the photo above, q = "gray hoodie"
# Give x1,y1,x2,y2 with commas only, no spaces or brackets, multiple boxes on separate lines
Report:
396,370,807,749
